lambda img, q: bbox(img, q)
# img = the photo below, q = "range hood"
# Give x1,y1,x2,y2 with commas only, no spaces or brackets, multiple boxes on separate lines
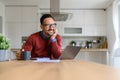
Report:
41,0,72,21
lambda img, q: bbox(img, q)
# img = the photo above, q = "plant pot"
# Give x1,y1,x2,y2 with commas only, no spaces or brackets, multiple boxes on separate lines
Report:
0,50,7,62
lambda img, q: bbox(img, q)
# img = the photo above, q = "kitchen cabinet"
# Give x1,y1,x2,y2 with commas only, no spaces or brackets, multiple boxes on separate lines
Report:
84,10,107,36
5,6,38,22
62,27,84,36
75,48,108,64
5,6,38,48
21,22,38,36
5,22,22,48
5,7,22,22
61,10,85,36
0,2,4,16
21,7,38,22
11,48,108,64
56,23,84,37
84,25,106,36
58,9,107,36
84,10,106,25
62,10,85,26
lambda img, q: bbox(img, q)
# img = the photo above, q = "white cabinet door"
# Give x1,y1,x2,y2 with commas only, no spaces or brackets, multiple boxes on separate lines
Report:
84,25,106,36
5,6,38,48
62,26,85,36
21,7,38,36
84,10,106,26
5,7,22,22
21,7,38,22
60,10,85,36
6,6,38,23
60,10,106,36
5,22,22,48
84,10,107,36
75,51,107,64
21,22,38,36
62,10,85,26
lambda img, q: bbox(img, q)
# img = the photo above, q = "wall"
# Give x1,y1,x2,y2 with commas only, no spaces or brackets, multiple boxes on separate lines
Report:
0,2,5,34
112,0,120,67
106,1,116,66
107,0,120,67
106,4,115,53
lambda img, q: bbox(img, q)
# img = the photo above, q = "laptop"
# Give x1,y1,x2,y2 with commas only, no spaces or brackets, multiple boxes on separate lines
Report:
59,46,81,60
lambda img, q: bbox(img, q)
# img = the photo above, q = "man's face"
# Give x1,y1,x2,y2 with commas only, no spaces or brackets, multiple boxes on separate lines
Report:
41,18,56,36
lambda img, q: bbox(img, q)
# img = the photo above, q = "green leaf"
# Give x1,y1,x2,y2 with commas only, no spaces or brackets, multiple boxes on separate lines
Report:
0,33,10,50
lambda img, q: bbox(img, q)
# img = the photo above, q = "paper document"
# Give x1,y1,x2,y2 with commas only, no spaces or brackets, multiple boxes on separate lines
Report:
33,58,60,62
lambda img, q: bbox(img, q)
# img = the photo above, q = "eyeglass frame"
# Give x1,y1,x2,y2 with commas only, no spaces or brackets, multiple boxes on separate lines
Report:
42,23,57,28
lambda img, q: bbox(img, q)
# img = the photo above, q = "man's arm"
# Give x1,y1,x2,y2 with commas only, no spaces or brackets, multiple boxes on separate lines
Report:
50,35,62,59
49,28,62,59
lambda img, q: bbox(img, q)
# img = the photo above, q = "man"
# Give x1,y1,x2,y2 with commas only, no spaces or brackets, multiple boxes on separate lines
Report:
17,14,62,59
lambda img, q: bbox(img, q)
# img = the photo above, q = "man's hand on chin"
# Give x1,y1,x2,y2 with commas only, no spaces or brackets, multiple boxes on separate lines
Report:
50,28,58,39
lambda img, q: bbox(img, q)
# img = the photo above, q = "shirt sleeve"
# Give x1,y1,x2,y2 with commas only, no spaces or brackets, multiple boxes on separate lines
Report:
50,38,57,42
22,36,33,51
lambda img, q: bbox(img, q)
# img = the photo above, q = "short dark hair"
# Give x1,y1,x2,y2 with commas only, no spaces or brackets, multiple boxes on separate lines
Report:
40,14,55,25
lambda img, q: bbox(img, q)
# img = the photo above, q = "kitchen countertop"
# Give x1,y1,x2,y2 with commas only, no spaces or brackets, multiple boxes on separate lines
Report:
11,48,108,52
11,48,21,52
80,48,108,52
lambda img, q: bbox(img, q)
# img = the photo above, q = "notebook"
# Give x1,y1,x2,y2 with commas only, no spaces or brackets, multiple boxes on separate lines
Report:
59,46,81,60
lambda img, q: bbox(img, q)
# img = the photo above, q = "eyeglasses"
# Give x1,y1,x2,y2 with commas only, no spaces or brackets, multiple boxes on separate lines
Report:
43,23,57,28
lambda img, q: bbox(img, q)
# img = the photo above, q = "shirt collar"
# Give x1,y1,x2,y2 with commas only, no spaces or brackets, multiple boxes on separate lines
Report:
40,31,49,40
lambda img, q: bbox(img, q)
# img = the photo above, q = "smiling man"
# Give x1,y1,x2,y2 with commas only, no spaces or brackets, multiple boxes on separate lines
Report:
17,14,62,59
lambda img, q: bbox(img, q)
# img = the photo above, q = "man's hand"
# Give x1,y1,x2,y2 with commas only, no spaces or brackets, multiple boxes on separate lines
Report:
50,28,58,39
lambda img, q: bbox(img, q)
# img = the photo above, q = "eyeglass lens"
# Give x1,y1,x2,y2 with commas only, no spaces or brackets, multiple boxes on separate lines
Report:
43,23,57,28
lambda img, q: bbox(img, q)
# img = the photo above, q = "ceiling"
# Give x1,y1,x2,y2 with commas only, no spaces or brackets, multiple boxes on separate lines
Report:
0,0,114,9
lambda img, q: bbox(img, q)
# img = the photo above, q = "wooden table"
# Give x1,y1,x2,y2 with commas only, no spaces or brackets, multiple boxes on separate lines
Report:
0,60,120,80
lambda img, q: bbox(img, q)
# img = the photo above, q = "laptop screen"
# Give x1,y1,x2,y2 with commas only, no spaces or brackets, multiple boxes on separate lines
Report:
59,46,81,59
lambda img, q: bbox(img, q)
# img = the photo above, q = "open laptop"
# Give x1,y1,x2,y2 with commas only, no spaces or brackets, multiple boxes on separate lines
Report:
59,46,81,60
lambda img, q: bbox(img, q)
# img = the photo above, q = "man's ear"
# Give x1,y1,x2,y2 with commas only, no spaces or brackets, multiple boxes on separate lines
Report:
40,25,43,30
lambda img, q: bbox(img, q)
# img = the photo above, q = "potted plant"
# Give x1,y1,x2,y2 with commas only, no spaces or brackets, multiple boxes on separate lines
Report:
0,33,10,61
70,41,76,46
86,41,92,48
